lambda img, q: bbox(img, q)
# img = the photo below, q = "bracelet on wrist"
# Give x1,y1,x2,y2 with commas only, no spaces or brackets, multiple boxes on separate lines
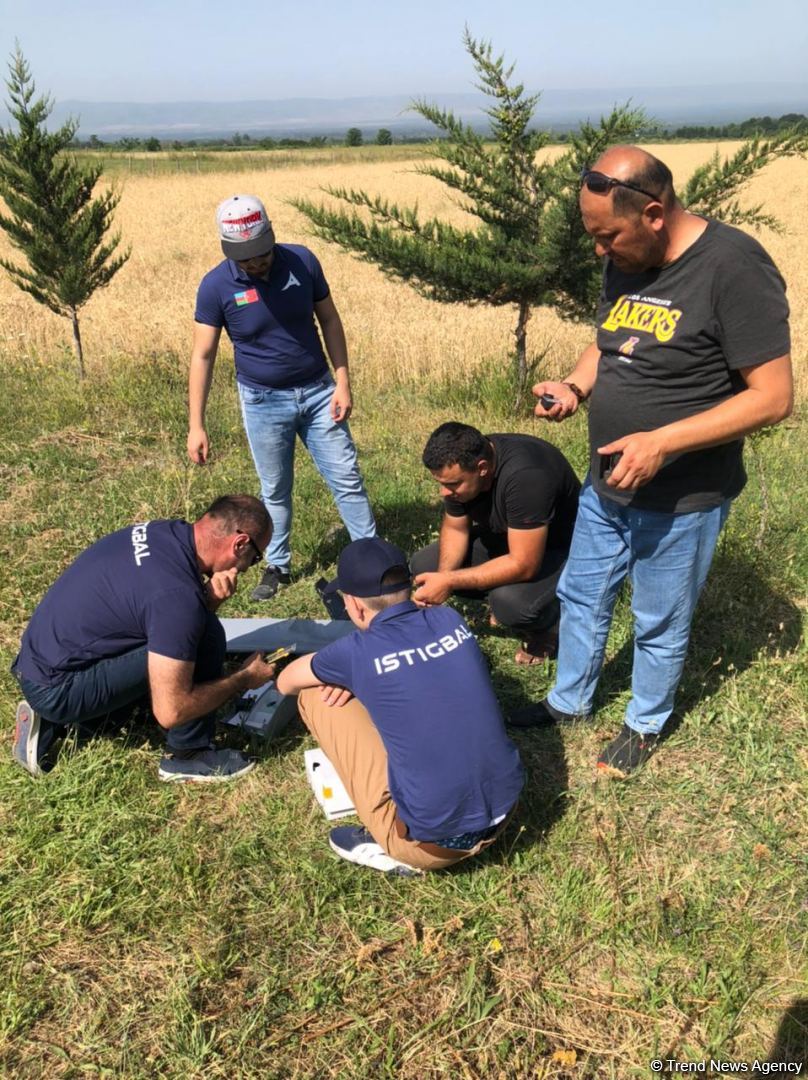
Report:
562,381,588,404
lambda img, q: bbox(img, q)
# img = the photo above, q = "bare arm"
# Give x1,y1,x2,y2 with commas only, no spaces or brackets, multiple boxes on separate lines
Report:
437,512,471,571
276,653,354,708
314,294,352,422
148,650,276,729
533,341,601,421
414,526,548,606
276,654,319,696
600,353,793,490
187,322,222,464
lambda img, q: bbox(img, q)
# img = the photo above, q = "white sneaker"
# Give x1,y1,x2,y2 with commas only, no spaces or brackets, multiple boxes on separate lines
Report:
328,825,422,876
13,701,43,777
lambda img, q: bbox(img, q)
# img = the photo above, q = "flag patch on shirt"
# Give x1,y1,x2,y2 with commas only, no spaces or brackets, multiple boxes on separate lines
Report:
234,289,260,306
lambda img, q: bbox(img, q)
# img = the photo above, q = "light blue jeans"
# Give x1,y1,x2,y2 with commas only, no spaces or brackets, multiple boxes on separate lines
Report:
547,481,731,735
238,375,376,573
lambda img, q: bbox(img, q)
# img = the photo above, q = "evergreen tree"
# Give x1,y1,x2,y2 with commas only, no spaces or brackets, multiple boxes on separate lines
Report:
295,31,807,394
376,128,393,145
0,47,130,377
345,127,363,147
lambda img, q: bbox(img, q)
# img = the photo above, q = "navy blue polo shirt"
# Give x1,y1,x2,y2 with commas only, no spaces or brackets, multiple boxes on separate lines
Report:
310,601,524,841
13,521,209,687
195,243,331,389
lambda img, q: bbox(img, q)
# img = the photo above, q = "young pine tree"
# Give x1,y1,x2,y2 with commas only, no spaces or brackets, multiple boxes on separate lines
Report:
0,47,130,377
295,30,807,397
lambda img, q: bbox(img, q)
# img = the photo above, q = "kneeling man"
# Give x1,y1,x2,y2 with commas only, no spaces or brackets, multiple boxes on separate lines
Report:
411,423,581,663
12,495,278,782
277,538,523,875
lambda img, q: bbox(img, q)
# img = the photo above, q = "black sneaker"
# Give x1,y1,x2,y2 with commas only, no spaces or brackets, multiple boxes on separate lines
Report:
507,697,592,729
597,724,659,778
250,566,290,602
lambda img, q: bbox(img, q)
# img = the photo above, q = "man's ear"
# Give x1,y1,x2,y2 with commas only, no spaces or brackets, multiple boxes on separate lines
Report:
477,458,491,478
644,201,666,233
343,593,366,626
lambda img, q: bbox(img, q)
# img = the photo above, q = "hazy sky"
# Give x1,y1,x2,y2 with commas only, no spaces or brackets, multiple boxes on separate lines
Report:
2,0,806,102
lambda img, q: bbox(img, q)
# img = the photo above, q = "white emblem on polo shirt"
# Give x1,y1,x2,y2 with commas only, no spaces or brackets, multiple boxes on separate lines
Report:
371,624,474,675
281,272,301,291
131,521,151,566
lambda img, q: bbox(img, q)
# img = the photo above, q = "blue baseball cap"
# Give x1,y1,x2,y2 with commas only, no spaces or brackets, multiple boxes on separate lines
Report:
324,538,411,598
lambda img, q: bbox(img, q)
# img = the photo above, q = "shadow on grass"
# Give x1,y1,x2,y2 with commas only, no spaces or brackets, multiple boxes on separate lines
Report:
294,498,442,580
766,998,808,1063
582,545,802,722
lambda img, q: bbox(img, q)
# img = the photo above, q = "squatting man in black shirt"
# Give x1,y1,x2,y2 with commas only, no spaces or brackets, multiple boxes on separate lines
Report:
411,423,581,664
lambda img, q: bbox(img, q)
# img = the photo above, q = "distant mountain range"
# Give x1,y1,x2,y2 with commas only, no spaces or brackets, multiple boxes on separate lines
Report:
3,84,807,140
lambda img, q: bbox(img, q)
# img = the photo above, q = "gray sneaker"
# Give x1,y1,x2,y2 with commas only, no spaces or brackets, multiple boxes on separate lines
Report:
250,566,291,602
158,748,256,783
13,700,44,777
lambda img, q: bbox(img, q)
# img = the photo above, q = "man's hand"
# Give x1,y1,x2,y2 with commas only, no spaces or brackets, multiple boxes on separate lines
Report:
238,651,278,689
598,432,667,490
413,571,453,607
330,382,353,422
532,381,579,422
205,568,239,610
319,684,354,707
187,425,210,464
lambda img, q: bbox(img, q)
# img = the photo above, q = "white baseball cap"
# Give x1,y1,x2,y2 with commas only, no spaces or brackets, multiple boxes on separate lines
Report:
216,194,276,260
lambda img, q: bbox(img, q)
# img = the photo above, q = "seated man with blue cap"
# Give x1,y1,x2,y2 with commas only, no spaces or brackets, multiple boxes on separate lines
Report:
277,537,524,875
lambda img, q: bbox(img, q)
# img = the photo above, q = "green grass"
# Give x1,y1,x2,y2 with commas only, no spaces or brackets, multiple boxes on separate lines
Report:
0,353,805,1077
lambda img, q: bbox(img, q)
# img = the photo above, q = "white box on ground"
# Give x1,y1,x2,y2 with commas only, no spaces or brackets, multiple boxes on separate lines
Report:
304,749,356,820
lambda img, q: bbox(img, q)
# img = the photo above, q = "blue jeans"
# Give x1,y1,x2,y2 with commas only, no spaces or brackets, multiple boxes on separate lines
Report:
238,375,376,574
547,481,731,735
16,611,226,758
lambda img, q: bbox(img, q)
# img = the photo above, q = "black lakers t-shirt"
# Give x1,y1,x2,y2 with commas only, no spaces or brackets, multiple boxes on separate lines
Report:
443,433,580,551
589,219,790,512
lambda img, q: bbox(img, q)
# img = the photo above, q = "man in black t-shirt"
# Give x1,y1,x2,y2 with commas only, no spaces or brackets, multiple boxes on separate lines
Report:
517,146,793,777
11,495,279,782
411,423,580,663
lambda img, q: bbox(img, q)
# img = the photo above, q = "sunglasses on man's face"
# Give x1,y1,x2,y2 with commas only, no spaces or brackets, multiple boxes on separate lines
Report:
237,528,264,567
580,169,660,203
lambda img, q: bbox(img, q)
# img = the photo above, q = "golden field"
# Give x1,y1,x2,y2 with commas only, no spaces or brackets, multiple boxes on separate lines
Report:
0,142,805,395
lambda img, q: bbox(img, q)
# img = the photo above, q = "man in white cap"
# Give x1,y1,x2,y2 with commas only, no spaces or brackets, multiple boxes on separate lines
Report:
188,195,377,600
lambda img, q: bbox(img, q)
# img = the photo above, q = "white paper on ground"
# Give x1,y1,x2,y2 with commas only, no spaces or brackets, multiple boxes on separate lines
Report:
304,748,356,820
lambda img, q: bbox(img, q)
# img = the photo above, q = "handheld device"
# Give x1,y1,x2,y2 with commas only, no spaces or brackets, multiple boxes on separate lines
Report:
539,393,560,410
315,577,350,620
262,644,295,665
598,452,623,480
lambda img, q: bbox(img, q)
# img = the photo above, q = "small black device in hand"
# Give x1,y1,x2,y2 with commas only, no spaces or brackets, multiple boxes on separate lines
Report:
539,393,560,410
315,577,350,620
598,451,623,480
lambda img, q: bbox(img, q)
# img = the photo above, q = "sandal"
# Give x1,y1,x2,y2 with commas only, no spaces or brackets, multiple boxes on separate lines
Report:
513,623,559,666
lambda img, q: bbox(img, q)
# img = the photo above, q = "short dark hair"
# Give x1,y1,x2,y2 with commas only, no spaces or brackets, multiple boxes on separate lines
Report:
612,154,675,216
422,422,493,472
362,566,412,612
201,494,270,538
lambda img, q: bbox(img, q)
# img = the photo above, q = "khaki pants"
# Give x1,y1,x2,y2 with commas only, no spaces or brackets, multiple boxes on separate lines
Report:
298,687,506,872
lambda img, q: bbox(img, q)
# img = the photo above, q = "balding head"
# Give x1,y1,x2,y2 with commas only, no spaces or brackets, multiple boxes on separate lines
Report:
585,146,676,216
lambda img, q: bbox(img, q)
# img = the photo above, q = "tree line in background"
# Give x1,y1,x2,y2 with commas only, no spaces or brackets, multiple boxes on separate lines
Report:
64,114,807,152
72,127,397,151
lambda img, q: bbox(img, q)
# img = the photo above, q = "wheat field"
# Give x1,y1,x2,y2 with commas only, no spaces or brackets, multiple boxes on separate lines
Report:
0,143,805,393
